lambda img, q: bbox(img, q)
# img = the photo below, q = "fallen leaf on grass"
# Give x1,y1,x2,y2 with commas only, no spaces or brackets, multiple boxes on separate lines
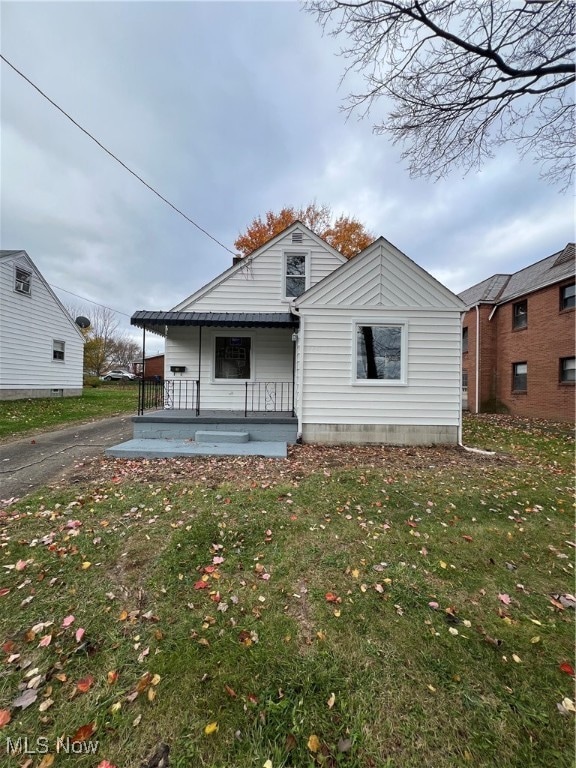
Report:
38,756,55,768
307,734,320,752
204,721,219,735
97,762,119,768
76,675,94,694
62,615,75,627
498,593,511,605
327,692,336,709
560,662,575,676
325,592,341,603
71,722,96,742
0,709,11,728
12,689,38,709
39,698,54,712
557,698,576,715
75,627,85,643
38,634,52,647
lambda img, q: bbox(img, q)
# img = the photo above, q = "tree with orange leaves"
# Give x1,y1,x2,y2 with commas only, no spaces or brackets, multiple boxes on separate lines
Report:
234,203,373,259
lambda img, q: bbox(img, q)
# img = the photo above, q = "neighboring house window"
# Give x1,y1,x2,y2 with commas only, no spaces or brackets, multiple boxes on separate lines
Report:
462,327,468,352
512,362,527,392
15,267,32,295
560,357,575,383
214,336,251,379
513,300,527,329
560,283,575,310
284,252,307,298
462,370,468,390
53,340,65,361
356,324,404,382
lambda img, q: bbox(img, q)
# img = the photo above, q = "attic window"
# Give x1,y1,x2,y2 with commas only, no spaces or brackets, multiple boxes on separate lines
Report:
291,231,303,244
284,252,307,298
15,267,31,295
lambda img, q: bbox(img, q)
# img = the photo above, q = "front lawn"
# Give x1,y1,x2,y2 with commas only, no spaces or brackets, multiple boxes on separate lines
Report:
0,415,573,767
0,385,139,440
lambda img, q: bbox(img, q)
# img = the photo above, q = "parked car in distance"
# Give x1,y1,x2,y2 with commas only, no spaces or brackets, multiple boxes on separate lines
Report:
100,370,138,381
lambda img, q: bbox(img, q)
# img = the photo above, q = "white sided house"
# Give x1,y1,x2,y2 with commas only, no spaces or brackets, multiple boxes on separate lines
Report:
0,250,84,400
131,222,465,447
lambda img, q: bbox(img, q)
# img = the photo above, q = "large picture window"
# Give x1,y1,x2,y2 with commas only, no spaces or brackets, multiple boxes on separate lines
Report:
356,324,403,382
215,337,251,380
285,252,307,298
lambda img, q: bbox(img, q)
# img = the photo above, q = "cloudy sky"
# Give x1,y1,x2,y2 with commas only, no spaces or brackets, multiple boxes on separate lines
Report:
2,1,573,351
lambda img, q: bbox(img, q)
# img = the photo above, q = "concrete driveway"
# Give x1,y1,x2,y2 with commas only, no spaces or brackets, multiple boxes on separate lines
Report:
0,415,133,505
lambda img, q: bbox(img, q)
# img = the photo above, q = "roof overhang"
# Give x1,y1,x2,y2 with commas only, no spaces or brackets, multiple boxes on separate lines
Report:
131,311,299,334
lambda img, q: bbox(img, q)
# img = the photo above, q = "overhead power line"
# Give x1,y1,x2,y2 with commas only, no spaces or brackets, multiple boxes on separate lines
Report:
50,283,131,318
1,53,236,256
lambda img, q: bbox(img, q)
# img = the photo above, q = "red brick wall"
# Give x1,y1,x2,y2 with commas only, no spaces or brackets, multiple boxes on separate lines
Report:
462,280,575,420
462,304,498,412
144,355,164,379
494,281,574,420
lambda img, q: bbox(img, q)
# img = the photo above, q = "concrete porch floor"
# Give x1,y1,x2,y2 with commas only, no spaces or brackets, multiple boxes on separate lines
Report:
105,438,288,459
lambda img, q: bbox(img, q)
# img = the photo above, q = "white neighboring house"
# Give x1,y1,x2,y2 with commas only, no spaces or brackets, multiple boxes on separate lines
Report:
132,222,466,445
0,250,84,400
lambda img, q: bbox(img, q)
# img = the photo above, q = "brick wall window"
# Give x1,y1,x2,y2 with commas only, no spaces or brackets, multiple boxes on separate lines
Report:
560,283,575,310
560,357,575,383
513,300,527,329
512,362,527,392
462,327,468,352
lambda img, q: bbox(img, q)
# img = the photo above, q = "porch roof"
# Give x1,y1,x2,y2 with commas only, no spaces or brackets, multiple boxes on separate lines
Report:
131,311,299,331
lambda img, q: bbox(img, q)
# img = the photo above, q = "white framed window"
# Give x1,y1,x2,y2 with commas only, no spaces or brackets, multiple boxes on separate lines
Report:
283,251,308,299
560,357,575,383
15,267,32,295
512,361,527,391
214,336,252,380
354,321,407,385
53,340,65,361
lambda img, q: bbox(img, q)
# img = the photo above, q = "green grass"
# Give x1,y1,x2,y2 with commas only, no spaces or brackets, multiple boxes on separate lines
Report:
0,385,139,439
0,416,573,767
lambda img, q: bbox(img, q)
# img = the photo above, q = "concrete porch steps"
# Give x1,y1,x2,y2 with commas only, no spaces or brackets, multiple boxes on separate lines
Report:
195,430,249,444
105,438,287,459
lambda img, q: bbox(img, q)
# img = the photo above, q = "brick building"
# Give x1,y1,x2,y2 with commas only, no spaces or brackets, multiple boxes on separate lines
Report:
459,243,575,421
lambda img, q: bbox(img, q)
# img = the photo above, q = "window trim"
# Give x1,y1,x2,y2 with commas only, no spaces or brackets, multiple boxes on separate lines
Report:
512,300,528,330
282,250,309,301
352,319,408,386
212,333,254,383
52,340,65,362
559,356,575,384
14,266,32,296
560,282,575,311
512,361,527,392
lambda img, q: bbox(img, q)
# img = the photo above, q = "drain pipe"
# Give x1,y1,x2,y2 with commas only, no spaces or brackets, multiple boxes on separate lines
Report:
458,303,495,456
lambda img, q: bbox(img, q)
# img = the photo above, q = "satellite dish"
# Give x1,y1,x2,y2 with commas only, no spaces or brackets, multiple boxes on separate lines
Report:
75,316,90,329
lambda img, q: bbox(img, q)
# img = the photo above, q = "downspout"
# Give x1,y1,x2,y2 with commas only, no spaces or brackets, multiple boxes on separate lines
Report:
458,305,495,456
197,326,202,416
475,304,480,414
291,305,303,440
139,325,146,415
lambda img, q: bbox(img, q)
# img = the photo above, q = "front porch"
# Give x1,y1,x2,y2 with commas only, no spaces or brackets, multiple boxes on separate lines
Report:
106,410,296,459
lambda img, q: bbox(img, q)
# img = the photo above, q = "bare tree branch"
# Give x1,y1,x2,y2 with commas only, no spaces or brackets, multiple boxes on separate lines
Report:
306,0,575,188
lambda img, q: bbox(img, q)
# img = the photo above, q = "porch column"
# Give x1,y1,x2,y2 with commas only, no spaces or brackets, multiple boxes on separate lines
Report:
197,325,202,415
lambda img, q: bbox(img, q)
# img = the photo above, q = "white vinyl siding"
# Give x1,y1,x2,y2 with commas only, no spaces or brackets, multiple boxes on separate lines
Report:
165,326,294,411
298,309,462,426
174,229,345,313
0,253,84,393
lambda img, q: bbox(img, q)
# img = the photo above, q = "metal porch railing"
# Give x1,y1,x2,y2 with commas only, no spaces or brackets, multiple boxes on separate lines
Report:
137,379,294,416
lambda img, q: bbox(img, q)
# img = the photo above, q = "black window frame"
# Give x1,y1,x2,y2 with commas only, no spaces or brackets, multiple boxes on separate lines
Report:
512,300,527,330
462,326,469,353
560,283,575,311
512,361,527,392
560,356,575,384
214,336,251,380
